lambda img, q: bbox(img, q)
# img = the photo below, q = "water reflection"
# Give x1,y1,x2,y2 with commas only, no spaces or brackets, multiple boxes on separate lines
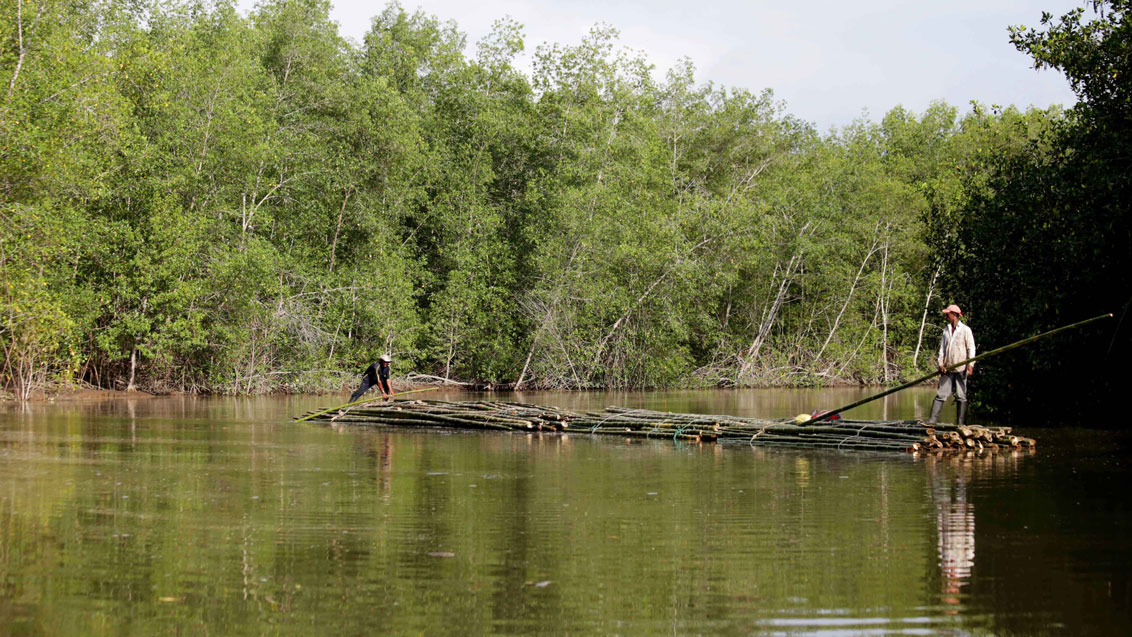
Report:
504,387,931,422
920,449,1035,613
2,394,1129,635
353,433,395,502
3,386,938,425
928,456,976,608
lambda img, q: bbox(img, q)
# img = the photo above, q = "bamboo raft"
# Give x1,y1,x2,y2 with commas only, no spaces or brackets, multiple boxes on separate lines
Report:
296,315,1114,454
300,399,1035,454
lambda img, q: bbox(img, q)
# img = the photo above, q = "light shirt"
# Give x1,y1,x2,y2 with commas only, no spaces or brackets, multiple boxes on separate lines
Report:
937,321,976,372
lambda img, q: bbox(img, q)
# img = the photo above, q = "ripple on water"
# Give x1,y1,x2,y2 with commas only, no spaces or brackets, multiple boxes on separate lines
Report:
1,396,1130,635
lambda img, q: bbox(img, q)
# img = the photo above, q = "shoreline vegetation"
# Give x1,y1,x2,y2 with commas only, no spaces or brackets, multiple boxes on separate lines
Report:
2,1,1128,421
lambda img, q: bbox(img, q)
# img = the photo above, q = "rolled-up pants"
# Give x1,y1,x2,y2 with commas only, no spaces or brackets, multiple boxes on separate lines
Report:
935,372,967,403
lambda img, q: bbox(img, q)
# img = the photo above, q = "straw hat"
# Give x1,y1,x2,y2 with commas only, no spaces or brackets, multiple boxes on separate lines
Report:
379,354,392,363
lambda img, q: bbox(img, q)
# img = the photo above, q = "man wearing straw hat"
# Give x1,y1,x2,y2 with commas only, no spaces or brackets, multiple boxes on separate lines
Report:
926,305,976,426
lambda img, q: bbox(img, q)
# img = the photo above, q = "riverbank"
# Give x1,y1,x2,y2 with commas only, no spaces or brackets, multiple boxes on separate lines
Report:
3,385,156,403
7,374,937,404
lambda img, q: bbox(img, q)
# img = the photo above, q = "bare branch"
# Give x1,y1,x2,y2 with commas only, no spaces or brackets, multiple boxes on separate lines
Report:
592,233,720,365
7,0,25,98
815,223,882,362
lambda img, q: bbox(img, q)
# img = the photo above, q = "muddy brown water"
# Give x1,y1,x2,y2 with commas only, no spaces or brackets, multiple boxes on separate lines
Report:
1,388,1130,634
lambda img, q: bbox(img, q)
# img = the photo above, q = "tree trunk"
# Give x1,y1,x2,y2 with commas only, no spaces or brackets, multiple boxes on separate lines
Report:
7,0,25,98
592,234,721,372
126,347,137,392
833,285,883,379
738,223,810,381
6,0,42,99
515,339,537,389
815,228,881,362
328,190,352,273
879,239,891,383
913,264,942,369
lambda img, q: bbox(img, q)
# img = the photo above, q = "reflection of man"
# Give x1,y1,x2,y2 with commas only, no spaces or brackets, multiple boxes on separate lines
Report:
355,434,396,502
377,435,394,502
928,457,976,610
927,305,976,426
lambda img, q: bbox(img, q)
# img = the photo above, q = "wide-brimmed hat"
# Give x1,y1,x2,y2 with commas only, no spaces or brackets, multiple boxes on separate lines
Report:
379,354,392,363
941,304,963,316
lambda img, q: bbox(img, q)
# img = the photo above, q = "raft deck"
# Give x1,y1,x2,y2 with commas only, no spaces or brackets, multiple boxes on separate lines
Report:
300,399,1034,454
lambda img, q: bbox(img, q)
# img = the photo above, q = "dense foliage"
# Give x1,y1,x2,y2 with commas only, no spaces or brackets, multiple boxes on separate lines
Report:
0,0,1116,406
941,0,1131,419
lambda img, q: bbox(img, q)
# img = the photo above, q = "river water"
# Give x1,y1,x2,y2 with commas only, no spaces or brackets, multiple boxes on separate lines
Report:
1,388,1129,634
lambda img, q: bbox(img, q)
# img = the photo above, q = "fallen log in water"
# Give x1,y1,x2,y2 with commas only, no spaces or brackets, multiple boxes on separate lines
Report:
297,400,1035,454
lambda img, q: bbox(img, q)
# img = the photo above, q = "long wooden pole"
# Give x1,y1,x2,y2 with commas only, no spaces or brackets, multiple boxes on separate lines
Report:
803,313,1113,424
295,387,439,422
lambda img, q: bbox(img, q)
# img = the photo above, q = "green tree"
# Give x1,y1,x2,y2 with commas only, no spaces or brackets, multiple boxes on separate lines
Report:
0,0,135,393
941,1,1130,420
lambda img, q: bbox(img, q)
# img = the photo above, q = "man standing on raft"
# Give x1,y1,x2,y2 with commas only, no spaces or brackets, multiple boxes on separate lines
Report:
350,354,393,403
926,305,975,426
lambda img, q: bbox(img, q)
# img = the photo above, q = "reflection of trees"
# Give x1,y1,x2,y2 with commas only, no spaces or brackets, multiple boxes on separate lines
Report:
12,396,1079,633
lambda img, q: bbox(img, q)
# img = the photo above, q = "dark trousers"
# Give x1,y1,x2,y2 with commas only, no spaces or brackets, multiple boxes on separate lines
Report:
928,372,968,424
350,373,390,403
935,372,968,403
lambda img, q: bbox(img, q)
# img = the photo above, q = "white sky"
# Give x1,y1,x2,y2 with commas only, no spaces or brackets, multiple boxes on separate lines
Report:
238,0,1084,131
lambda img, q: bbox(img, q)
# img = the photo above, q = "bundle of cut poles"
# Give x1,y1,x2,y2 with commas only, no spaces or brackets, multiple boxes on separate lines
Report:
300,399,1034,454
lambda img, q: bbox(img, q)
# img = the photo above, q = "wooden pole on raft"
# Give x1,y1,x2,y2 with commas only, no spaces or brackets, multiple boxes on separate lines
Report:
294,387,440,422
803,312,1114,425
